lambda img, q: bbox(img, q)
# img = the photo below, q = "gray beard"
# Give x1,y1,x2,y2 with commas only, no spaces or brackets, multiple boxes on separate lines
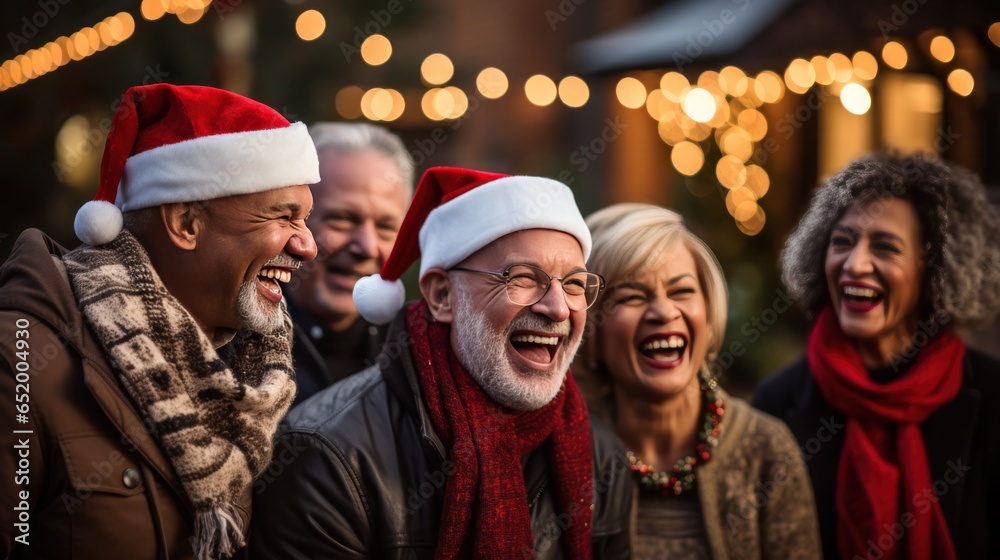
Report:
451,285,582,411
237,280,285,334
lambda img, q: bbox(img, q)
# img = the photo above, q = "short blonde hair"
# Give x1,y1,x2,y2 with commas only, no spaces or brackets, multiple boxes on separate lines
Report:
577,204,729,416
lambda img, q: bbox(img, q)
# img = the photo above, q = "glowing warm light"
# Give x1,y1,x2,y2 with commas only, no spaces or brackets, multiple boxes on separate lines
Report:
720,127,753,162
719,66,748,96
881,41,907,70
141,0,167,21
439,86,469,118
558,75,589,108
726,186,756,216
370,89,394,120
96,22,114,48
117,13,136,41
947,69,975,96
840,83,872,115
705,94,730,128
697,71,723,95
384,89,405,121
176,4,207,24
850,52,876,81
7,60,22,84
422,89,444,121
671,141,704,176
73,32,91,58
360,88,384,121
784,58,815,94
616,77,646,109
421,53,454,85
660,72,689,103
737,109,768,141
810,56,835,86
744,164,770,198
753,71,784,103
295,10,326,41
657,117,686,146
525,74,557,106
335,86,364,120
432,87,468,119
734,201,759,222
990,23,1000,48
681,87,716,123
737,205,766,236
716,156,746,189
646,89,670,121
53,37,70,66
929,36,955,63
681,117,712,141
828,53,853,82
360,34,392,66
476,67,508,99
85,27,101,53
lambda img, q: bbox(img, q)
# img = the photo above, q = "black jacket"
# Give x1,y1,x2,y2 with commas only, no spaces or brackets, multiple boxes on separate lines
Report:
249,311,632,559
285,297,387,408
753,350,1000,560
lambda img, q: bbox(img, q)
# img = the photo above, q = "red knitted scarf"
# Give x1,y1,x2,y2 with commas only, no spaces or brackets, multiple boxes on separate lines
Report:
808,308,962,560
406,301,594,560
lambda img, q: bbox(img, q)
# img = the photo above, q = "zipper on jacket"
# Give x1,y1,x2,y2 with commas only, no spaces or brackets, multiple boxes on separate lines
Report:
528,477,549,509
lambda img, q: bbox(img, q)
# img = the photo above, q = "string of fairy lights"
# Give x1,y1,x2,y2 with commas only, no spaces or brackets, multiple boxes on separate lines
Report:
3,2,998,234
0,1,213,93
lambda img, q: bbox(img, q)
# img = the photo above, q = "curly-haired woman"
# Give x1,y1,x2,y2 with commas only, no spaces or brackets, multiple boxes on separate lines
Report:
578,203,821,559
754,153,1000,560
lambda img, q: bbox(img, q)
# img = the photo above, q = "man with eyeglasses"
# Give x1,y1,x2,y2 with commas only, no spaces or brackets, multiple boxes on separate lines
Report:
250,167,632,559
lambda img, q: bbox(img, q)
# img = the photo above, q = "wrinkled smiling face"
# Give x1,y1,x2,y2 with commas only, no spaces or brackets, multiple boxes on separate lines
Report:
598,243,708,402
824,197,925,344
288,149,408,331
450,230,588,411
197,185,317,334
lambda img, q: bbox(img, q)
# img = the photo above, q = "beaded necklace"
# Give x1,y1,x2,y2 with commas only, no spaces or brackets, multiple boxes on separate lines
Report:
626,370,724,496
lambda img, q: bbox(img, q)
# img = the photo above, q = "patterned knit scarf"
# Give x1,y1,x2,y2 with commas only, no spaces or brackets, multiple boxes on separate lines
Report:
808,307,962,560
63,232,296,560
406,301,594,560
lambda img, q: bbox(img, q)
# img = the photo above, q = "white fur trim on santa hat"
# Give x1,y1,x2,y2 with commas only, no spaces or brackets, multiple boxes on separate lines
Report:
353,274,406,325
418,176,591,277
115,122,320,211
74,200,124,246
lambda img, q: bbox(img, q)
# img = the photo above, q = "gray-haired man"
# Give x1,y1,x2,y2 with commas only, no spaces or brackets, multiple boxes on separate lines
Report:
285,123,413,406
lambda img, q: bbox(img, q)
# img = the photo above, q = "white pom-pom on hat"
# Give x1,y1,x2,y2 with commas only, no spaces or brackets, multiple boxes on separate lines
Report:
353,274,406,325
74,200,124,246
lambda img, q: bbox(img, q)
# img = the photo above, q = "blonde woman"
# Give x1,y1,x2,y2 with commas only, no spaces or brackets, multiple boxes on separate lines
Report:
576,203,820,559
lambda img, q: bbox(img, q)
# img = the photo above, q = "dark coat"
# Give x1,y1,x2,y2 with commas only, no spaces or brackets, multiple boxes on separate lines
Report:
753,350,1000,560
249,311,632,559
285,297,387,408
0,230,251,559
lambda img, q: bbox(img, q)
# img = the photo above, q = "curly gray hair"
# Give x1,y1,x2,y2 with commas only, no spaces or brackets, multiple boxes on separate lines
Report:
781,152,1000,329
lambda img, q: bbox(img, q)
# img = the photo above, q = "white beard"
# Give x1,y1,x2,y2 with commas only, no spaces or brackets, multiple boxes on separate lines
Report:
452,284,582,411
237,280,285,334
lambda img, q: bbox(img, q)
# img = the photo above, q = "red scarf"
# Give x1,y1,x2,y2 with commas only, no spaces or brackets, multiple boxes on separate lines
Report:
406,301,594,560
808,308,963,560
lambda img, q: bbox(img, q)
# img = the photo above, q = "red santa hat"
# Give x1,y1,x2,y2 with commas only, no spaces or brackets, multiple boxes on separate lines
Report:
353,166,592,324
74,83,320,246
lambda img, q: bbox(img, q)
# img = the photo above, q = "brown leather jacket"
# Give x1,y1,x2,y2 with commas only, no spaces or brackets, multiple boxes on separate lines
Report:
0,230,251,559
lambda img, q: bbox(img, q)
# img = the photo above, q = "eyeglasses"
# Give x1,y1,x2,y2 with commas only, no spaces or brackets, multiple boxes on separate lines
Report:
450,263,606,311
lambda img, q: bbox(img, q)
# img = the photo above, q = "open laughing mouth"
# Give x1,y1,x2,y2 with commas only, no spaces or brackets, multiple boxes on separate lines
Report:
840,282,884,313
509,331,564,366
256,266,295,303
638,333,688,368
